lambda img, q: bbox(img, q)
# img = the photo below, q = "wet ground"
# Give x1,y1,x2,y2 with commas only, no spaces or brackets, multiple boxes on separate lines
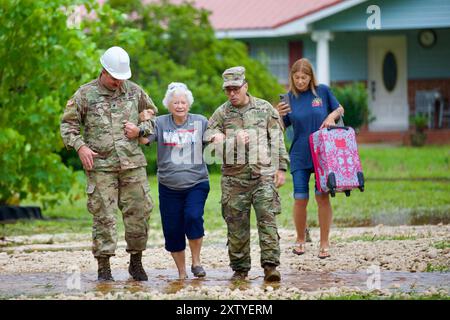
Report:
1,225,449,299
0,269,449,299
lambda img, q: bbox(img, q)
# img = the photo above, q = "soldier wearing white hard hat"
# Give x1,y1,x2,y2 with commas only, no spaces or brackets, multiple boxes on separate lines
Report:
60,46,158,282
100,46,132,80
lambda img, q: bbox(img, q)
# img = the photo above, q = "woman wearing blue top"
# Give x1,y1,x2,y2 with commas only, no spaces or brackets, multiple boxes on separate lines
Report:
276,58,344,259
139,82,210,279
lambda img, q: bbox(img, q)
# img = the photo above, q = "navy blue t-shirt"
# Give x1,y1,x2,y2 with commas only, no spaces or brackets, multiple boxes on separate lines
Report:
283,84,340,172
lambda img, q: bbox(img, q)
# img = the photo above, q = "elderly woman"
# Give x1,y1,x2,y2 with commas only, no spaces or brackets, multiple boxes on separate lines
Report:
140,82,209,279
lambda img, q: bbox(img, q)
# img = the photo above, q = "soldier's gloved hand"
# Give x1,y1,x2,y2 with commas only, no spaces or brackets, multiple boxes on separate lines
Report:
124,121,140,139
77,145,98,171
139,109,154,122
274,170,286,188
211,132,225,144
236,130,250,145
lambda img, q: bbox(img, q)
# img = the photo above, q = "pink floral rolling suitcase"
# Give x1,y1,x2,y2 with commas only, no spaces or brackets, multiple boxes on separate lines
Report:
309,126,364,197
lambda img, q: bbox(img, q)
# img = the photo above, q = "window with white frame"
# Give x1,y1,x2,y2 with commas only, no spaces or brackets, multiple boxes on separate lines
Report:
249,42,289,85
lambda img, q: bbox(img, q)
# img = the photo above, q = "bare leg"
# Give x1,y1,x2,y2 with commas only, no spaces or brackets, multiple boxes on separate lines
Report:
293,199,308,243
316,194,332,256
188,237,203,267
171,250,187,279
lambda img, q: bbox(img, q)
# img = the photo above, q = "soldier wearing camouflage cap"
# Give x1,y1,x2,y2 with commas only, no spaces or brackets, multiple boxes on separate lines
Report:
205,66,289,282
60,46,158,282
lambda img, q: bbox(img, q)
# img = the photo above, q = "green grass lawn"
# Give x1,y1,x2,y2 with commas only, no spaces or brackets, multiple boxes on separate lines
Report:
2,145,449,237
359,145,450,179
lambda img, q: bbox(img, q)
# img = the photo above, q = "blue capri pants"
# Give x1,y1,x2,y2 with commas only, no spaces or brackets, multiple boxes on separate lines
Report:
292,168,326,200
158,181,210,252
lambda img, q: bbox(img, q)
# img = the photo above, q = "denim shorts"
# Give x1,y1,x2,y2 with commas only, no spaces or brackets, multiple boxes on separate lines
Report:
292,168,326,199
158,180,210,252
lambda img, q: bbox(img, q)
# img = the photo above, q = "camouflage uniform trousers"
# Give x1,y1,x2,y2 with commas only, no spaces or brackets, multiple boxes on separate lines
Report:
86,167,153,258
221,175,281,272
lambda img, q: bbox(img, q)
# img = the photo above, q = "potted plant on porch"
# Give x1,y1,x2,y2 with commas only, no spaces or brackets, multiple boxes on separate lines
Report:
410,114,428,146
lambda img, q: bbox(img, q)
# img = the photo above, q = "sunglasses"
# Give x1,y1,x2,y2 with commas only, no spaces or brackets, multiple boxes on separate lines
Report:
223,82,246,95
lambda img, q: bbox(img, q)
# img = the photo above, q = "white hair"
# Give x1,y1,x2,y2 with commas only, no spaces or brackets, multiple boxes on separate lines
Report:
162,82,194,109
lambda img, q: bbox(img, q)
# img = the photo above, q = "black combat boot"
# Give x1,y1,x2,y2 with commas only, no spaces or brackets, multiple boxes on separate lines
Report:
230,270,248,281
97,257,114,282
263,264,281,282
129,252,148,281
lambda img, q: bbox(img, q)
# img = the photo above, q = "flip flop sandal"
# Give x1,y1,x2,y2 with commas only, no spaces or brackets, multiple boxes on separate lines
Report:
292,242,306,255
318,247,331,259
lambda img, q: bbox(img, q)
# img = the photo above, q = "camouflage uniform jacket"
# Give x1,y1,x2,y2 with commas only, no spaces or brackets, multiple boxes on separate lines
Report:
60,77,157,171
206,94,289,178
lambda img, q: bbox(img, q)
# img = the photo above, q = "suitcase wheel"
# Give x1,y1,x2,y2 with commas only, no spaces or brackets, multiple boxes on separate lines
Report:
344,190,351,197
327,173,336,190
327,173,337,197
357,172,365,190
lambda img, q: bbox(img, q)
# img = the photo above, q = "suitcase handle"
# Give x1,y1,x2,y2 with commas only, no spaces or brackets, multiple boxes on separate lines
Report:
327,125,350,131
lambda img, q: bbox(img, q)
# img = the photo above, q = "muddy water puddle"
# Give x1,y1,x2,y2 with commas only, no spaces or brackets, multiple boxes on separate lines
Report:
0,268,448,299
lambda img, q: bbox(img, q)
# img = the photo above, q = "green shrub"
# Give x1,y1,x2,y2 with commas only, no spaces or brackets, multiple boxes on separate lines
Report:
409,114,429,146
332,82,372,130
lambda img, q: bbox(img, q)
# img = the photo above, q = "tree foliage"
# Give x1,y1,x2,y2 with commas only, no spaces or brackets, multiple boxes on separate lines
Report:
0,0,282,205
0,0,103,205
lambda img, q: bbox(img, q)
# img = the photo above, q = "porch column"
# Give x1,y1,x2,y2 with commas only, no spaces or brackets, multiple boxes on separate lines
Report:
311,31,334,85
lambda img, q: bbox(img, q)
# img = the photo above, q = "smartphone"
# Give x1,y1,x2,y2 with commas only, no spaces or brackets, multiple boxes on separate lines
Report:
279,94,291,113
279,94,288,104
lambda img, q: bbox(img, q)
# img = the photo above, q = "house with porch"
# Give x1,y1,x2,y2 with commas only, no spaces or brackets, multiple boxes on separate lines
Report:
189,0,450,143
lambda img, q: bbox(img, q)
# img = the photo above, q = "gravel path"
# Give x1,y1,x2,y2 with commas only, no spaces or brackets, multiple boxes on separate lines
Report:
1,225,449,299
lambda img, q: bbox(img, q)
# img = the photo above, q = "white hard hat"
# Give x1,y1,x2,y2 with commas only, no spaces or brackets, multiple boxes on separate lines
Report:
100,46,131,80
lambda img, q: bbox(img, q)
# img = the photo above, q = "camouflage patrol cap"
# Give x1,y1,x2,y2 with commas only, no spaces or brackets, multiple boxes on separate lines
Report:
222,66,246,88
